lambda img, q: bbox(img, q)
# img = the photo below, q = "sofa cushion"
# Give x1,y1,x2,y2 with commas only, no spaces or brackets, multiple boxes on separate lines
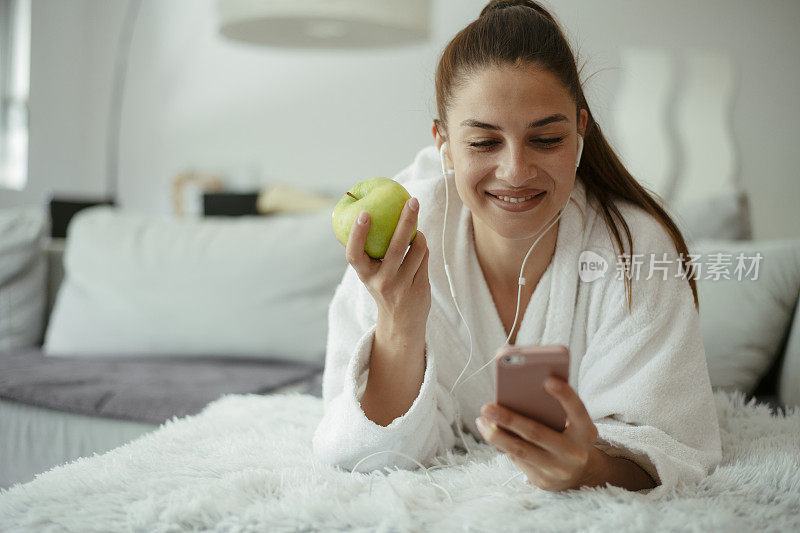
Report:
778,297,800,407
693,238,800,395
671,188,752,243
44,206,347,364
0,206,47,350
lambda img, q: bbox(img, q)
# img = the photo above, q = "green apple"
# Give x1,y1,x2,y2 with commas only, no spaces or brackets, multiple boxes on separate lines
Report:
332,177,417,259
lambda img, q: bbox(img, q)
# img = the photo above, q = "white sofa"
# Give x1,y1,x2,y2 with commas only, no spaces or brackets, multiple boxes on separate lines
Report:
0,205,345,489
1,187,798,492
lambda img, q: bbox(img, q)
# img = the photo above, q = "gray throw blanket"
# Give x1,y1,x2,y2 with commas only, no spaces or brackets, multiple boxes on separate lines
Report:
0,348,323,424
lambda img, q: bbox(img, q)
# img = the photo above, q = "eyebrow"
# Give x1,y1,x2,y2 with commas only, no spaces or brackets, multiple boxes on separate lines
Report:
459,113,569,131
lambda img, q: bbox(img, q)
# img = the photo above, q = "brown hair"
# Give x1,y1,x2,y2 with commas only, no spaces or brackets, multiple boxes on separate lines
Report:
433,0,698,312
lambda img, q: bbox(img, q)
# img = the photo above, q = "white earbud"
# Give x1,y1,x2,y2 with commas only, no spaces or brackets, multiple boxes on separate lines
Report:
576,134,584,169
440,142,455,175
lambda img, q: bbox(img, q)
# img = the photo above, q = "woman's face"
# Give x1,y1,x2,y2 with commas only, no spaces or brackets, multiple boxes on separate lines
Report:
436,65,588,241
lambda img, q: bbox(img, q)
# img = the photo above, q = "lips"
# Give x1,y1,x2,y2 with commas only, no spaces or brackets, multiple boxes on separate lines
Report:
486,189,545,198
486,191,546,200
485,191,547,212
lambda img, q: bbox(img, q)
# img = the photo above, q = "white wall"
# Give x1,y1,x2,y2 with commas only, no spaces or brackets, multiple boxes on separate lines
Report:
0,0,125,207
2,0,798,238
562,0,800,239
117,0,443,213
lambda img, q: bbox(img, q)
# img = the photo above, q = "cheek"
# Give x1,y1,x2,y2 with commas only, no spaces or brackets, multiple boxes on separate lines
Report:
538,149,573,171
454,173,487,202
456,158,487,177
453,178,475,206
456,161,493,192
453,149,575,198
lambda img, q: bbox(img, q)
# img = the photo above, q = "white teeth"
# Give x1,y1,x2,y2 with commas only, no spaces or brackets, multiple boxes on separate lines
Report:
495,194,537,203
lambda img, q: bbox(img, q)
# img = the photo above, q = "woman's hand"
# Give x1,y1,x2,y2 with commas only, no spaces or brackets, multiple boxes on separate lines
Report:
343,198,431,338
476,377,606,492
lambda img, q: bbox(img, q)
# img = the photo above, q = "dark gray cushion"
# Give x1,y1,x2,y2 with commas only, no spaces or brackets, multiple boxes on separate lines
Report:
0,348,323,424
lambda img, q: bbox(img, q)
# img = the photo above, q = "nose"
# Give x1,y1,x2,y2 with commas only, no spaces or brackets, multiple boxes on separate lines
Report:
495,143,535,186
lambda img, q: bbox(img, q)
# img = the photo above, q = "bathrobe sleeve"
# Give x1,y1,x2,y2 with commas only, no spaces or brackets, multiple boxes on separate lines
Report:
578,222,723,497
312,264,458,472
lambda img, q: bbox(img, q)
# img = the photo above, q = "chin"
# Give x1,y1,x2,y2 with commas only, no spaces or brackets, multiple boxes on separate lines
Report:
494,219,557,241
483,215,560,241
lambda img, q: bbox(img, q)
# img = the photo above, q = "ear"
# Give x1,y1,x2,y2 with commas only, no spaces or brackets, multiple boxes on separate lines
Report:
432,120,454,171
578,109,588,138
432,120,446,151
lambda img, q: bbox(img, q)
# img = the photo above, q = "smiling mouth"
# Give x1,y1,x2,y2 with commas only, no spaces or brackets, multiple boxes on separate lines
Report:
486,191,546,203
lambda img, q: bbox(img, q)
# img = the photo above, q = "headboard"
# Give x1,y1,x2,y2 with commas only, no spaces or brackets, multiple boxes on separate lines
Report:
610,47,741,206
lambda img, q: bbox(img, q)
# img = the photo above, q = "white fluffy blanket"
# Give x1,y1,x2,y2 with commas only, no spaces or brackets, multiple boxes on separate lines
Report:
1,390,798,532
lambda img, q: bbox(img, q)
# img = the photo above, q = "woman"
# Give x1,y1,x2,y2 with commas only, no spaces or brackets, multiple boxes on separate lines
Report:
313,0,722,496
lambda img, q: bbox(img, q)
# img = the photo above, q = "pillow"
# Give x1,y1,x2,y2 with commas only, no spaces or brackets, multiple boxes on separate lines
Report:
692,238,800,394
670,189,752,243
778,297,800,407
44,206,347,364
0,206,48,350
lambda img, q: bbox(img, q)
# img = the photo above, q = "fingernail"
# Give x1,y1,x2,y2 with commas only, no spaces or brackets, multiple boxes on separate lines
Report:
476,417,487,432
409,198,419,212
358,211,368,224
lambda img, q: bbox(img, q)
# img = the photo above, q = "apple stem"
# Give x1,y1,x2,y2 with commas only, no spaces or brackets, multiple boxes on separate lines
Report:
346,192,358,200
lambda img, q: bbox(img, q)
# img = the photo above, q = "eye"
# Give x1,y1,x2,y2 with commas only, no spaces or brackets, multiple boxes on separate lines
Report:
468,140,499,148
467,138,565,150
536,137,564,148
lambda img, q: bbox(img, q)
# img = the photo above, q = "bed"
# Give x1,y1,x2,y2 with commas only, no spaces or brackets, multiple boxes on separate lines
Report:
1,123,799,529
1,388,798,531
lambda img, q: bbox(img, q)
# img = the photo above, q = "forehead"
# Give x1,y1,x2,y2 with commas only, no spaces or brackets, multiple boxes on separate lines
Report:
450,65,573,123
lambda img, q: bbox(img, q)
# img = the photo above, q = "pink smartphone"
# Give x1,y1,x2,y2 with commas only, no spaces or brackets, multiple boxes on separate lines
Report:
494,344,570,432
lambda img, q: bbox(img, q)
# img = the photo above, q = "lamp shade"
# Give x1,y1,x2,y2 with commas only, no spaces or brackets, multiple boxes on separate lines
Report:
216,0,430,48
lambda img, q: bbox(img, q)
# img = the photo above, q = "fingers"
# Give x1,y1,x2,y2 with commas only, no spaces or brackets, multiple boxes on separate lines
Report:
412,245,430,288
476,417,550,465
477,413,585,488
380,198,420,276
396,230,428,285
544,378,598,443
480,404,562,455
345,211,380,280
344,197,429,298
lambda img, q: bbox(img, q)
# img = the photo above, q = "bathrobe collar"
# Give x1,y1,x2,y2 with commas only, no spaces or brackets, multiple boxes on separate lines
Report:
442,177,591,356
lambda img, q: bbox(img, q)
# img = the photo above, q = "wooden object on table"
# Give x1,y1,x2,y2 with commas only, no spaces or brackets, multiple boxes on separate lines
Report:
256,183,337,214
171,171,225,215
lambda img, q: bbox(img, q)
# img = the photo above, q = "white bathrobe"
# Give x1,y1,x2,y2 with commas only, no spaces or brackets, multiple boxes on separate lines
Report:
312,146,723,497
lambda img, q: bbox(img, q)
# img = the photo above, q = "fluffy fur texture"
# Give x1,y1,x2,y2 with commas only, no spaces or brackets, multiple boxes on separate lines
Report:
0,390,798,532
